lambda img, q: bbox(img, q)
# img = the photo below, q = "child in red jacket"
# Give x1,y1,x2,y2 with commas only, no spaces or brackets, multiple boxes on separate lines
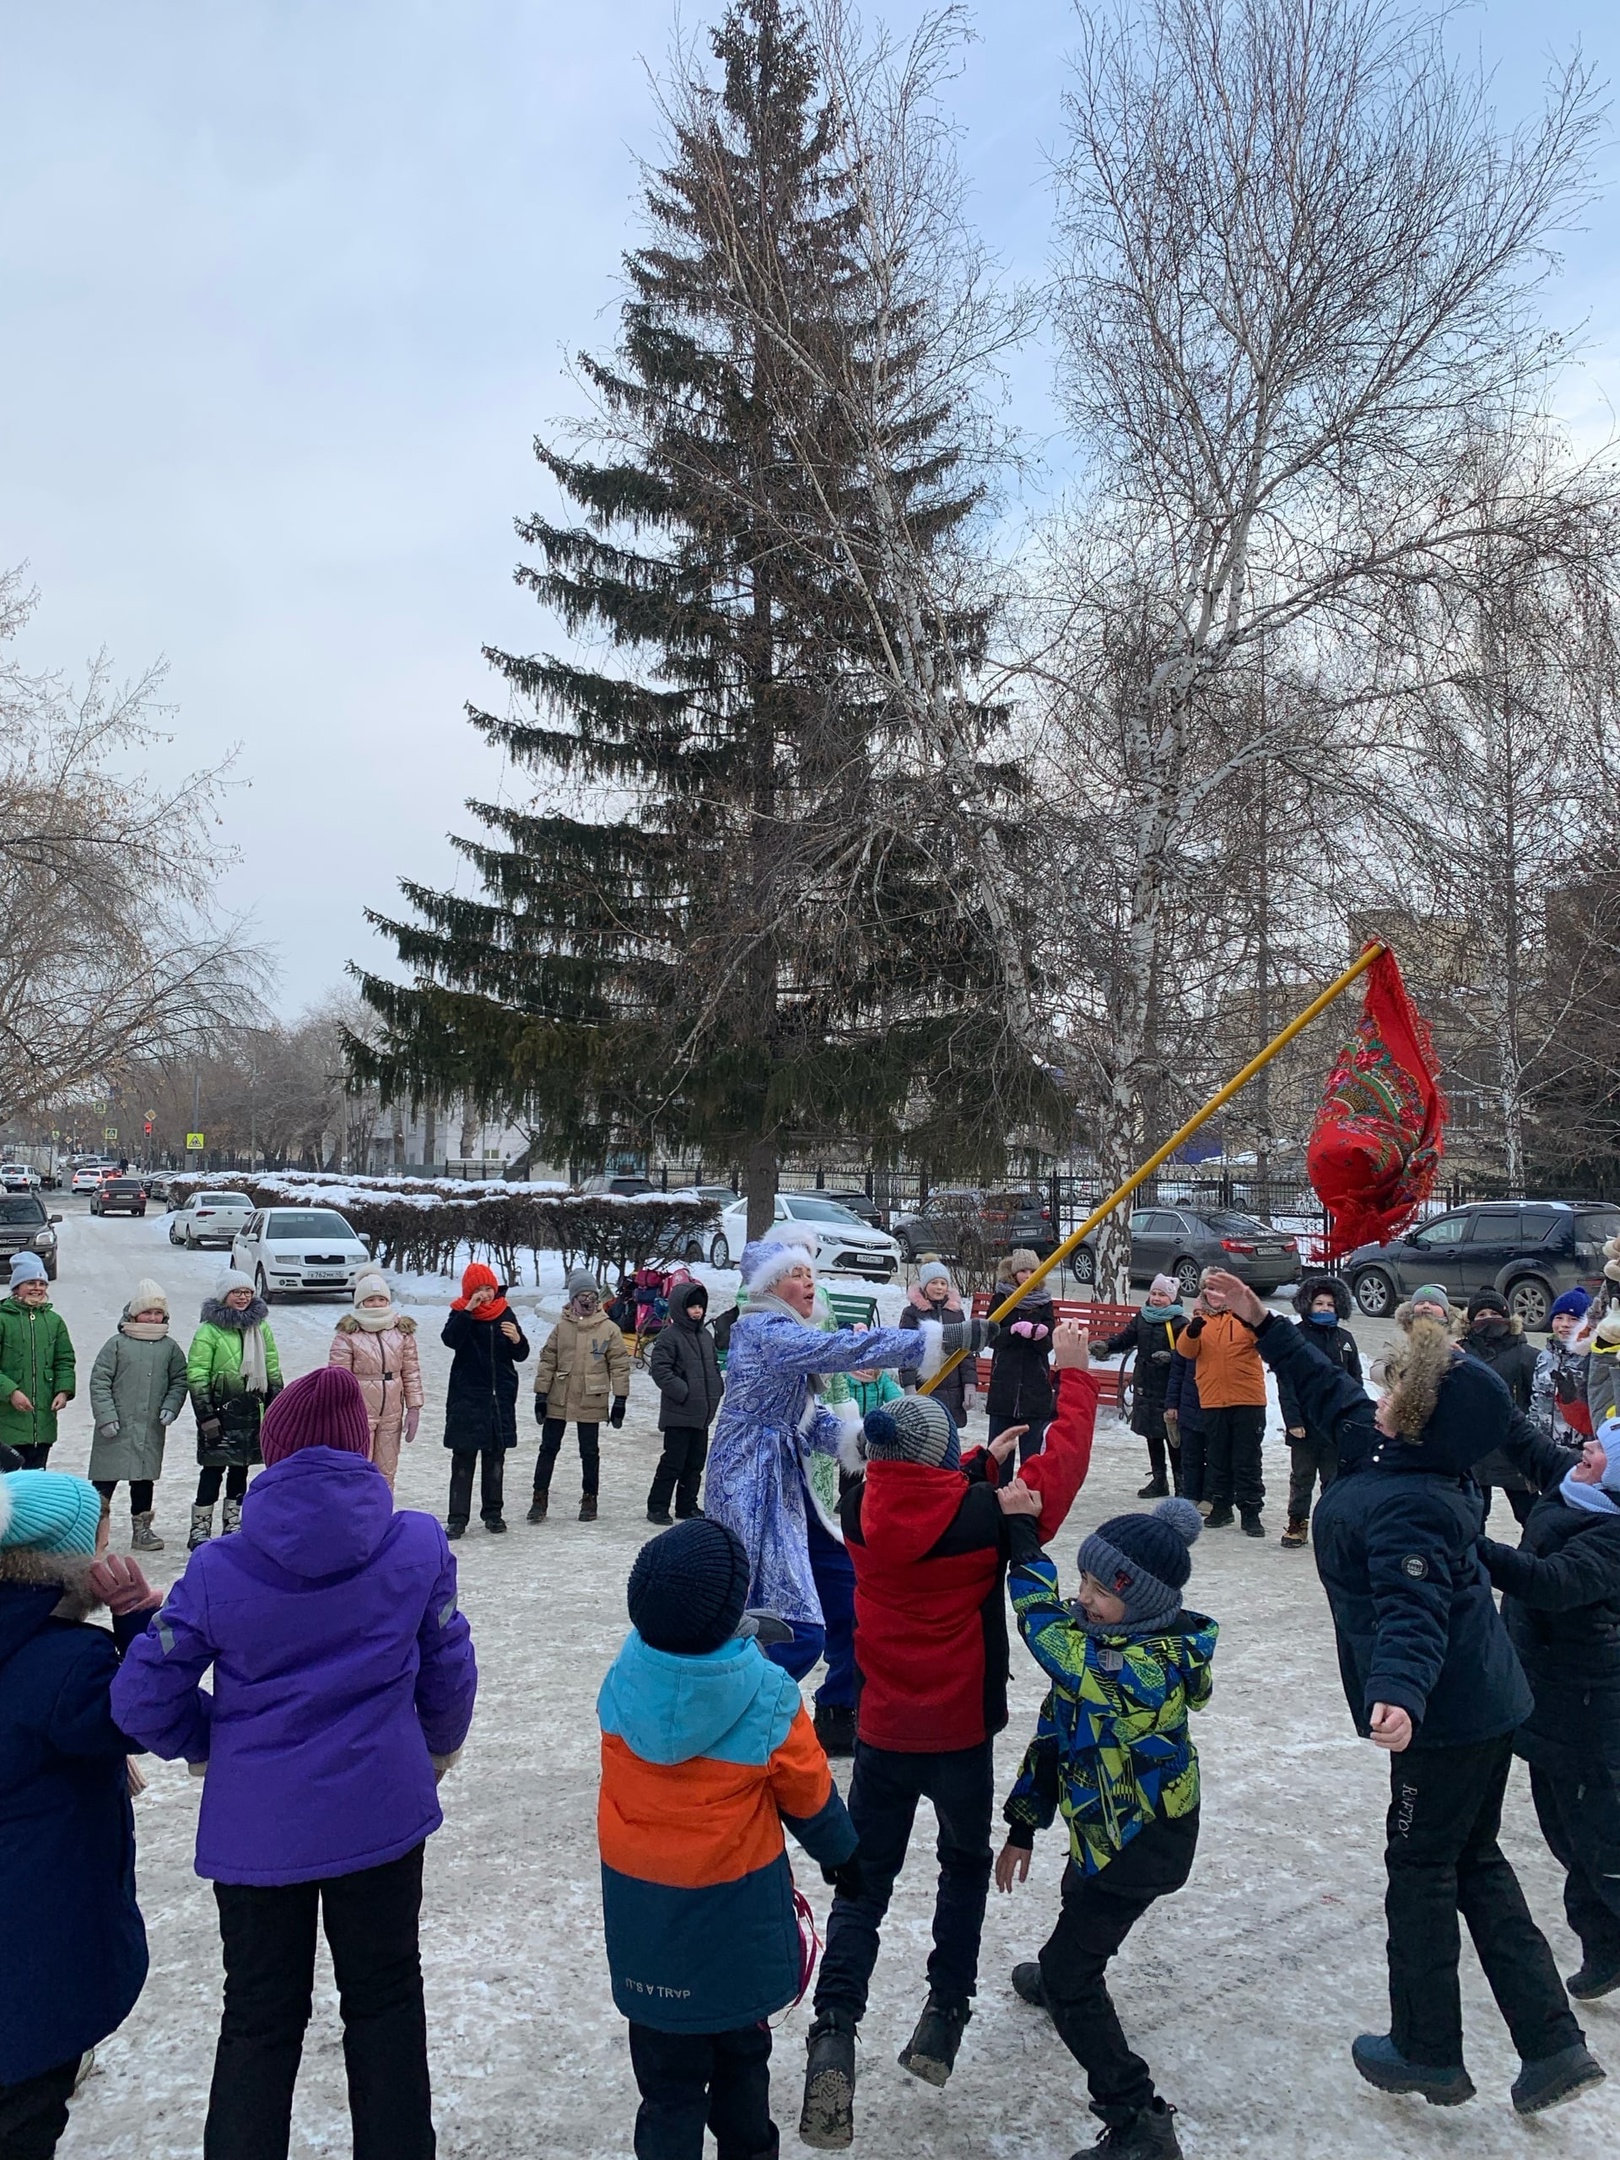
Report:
799,1323,1099,2149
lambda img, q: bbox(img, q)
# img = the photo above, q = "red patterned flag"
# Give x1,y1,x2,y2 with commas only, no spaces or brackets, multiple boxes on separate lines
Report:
1307,946,1447,1260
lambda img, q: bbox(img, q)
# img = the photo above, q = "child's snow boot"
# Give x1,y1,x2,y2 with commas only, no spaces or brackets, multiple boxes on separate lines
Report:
526,1492,548,1523
130,1511,164,1552
579,1494,598,1522
1568,1952,1620,2000
222,1495,243,1535
1511,2042,1605,2115
1136,1477,1169,1499
188,1504,214,1550
813,1702,856,1757
898,1994,971,2086
647,1506,674,1525
1240,1510,1265,1538
1350,2033,1475,2105
1280,1518,1308,1547
1084,2097,1182,2157
1203,1504,1234,1529
800,2011,857,2149
1011,1961,1049,2011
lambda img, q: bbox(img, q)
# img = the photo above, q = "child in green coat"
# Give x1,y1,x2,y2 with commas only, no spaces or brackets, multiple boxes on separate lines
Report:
186,1271,282,1545
89,1277,189,1552
0,1252,76,1468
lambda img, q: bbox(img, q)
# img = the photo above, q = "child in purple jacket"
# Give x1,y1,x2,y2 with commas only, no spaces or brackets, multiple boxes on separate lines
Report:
111,1365,477,2160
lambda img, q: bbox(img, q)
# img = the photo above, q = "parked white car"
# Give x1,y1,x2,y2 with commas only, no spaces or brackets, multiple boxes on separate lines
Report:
231,1206,371,1301
70,1165,109,1194
168,1191,255,1249
0,1164,39,1192
710,1194,901,1282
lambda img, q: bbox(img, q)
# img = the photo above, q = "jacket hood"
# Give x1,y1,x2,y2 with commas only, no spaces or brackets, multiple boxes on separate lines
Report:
1293,1276,1352,1321
0,1548,102,1665
597,1630,800,1766
908,1282,961,1312
1363,1347,1513,1476
1464,1314,1524,1343
335,1312,416,1336
237,1448,396,1579
860,1458,975,1563
201,1296,269,1330
1081,1607,1219,1670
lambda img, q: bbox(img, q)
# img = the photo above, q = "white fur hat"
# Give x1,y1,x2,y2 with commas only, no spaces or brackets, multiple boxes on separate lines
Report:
741,1222,818,1297
127,1278,169,1316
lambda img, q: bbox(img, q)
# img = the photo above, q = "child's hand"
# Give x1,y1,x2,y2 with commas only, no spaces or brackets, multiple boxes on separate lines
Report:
500,1319,520,1344
1288,1425,1306,1440
9,1390,31,1413
996,1475,1042,1517
87,1553,163,1616
988,1424,1027,1465
995,1840,1032,1893
1202,1270,1267,1327
1053,1321,1090,1370
1369,1702,1413,1752
50,1393,68,1412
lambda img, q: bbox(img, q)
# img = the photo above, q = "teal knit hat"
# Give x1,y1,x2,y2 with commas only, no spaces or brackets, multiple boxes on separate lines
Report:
0,1471,103,1556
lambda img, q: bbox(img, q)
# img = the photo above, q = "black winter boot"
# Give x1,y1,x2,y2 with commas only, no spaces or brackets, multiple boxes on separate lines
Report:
1203,1504,1235,1529
813,1701,856,1757
1240,1511,1265,1538
1569,1952,1620,2000
579,1494,598,1523
527,1493,548,1523
1011,1961,1049,2010
800,2012,857,2149
897,1994,971,2086
1083,2099,1183,2158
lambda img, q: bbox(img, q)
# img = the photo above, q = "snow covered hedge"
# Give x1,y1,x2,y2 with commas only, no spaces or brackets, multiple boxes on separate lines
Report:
163,1171,719,1281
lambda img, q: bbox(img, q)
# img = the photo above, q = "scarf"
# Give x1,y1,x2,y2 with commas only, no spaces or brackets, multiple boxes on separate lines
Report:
239,1324,269,1394
121,1319,169,1343
351,1305,398,1333
451,1290,510,1321
1144,1304,1185,1328
1559,1468,1620,1516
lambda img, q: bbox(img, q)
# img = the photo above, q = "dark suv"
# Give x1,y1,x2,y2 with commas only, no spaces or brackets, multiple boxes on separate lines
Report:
1343,1200,1620,1330
890,1188,1057,1264
0,1194,62,1281
91,1177,148,1218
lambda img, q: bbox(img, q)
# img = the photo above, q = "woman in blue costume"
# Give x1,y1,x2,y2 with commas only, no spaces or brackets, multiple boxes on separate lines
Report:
705,1224,991,1752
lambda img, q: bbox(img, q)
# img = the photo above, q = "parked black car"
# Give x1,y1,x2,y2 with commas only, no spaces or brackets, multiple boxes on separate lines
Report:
0,1195,62,1282
1071,1206,1301,1299
890,1187,1058,1264
1342,1200,1620,1330
90,1177,148,1218
821,1189,887,1232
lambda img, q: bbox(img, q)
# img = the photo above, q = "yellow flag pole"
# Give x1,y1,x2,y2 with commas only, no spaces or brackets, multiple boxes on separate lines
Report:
920,941,1386,1396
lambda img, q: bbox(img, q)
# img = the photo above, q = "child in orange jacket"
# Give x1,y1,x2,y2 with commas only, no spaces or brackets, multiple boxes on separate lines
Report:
598,1518,859,2160
1174,1270,1268,1535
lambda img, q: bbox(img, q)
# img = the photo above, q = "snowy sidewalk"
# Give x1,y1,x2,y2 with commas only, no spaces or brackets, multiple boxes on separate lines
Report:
44,1207,1617,2157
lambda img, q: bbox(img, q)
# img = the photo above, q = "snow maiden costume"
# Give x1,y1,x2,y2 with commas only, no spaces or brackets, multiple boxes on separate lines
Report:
704,1226,990,1748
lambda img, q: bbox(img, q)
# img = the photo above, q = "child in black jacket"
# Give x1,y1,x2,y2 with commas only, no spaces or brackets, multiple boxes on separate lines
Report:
1277,1275,1362,1550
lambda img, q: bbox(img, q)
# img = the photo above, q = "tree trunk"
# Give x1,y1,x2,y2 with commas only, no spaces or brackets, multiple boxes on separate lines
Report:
745,1134,778,1244
422,1097,437,1176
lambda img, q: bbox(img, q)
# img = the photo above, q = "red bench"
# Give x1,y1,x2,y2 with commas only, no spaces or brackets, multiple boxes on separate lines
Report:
969,1293,1141,1413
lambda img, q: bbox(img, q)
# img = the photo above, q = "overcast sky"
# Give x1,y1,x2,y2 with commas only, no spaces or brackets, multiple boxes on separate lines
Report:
1,0,1615,1009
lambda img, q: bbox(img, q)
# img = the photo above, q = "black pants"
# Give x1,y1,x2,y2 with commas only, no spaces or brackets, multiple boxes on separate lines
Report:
1204,1404,1265,1514
1176,1423,1204,1502
626,2022,776,2160
207,1844,433,2160
0,2059,77,2160
815,1739,995,2021
648,1426,709,1518
1384,1735,1580,2069
1530,1762,1620,1971
1286,1436,1338,1524
12,1444,51,1472
95,1478,155,1513
447,1447,505,1527
534,1418,600,1499
196,1463,248,1506
1039,1812,1198,2127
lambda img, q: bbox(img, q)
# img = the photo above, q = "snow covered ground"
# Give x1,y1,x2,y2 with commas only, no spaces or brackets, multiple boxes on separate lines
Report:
41,1204,1618,2159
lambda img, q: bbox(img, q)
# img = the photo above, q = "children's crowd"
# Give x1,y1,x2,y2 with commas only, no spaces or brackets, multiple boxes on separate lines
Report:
1,1228,1618,2160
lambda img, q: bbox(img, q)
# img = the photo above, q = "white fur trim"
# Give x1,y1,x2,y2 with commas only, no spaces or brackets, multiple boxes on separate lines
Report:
743,1222,819,1296
833,1403,866,1475
915,1317,947,1381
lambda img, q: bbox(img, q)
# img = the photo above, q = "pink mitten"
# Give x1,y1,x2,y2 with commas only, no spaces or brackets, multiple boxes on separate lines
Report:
1011,1320,1037,1339
404,1406,421,1443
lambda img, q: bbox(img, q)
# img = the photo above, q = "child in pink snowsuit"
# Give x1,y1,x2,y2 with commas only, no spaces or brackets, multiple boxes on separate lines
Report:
328,1272,423,1490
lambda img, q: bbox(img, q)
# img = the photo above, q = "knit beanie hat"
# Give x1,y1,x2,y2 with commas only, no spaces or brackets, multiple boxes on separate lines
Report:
679,1281,710,1314
0,1470,103,1556
215,1269,254,1300
259,1367,374,1467
917,1255,954,1294
352,1271,391,1307
1007,1248,1040,1277
1077,1497,1202,1631
740,1223,818,1297
1549,1287,1592,1322
8,1251,47,1289
1467,1287,1510,1322
627,1518,751,1653
566,1268,601,1301
1409,1283,1450,1313
127,1277,170,1316
1148,1273,1179,1301
1599,1417,1620,1497
859,1394,961,1470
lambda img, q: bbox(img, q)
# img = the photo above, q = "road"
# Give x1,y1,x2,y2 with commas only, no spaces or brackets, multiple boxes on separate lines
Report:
41,1202,1610,2160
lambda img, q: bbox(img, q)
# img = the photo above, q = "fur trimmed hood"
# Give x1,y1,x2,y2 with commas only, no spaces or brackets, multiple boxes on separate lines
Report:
1378,1318,1460,1439
0,1544,103,1621
200,1295,269,1330
335,1311,416,1335
1293,1275,1352,1322
1394,1295,1465,1337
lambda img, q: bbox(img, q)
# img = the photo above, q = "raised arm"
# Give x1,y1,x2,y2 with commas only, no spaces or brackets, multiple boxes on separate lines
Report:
1480,1519,1620,1611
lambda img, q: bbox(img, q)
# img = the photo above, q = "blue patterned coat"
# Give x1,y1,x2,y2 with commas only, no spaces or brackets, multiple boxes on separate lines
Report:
705,1305,930,1626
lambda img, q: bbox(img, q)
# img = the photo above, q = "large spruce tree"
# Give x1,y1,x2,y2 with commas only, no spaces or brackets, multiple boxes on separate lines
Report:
354,0,1046,1225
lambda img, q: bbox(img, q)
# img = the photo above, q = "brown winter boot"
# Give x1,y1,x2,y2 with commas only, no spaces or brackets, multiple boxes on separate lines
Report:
130,1511,164,1552
579,1494,598,1523
1280,1518,1309,1548
526,1492,548,1523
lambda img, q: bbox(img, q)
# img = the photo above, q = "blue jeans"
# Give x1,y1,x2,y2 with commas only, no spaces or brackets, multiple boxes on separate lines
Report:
763,1510,856,1709
814,1739,996,2021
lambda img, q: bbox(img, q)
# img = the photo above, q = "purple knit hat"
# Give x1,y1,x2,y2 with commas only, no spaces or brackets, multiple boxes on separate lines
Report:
259,1366,373,1466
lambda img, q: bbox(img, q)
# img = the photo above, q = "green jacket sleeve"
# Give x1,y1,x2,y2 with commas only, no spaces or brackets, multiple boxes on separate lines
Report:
49,1312,75,1401
89,1337,121,1431
0,1311,21,1399
187,1325,218,1407
263,1324,282,1391
160,1339,190,1424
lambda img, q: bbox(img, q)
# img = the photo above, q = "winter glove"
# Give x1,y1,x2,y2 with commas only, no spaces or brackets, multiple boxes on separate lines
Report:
1010,1320,1050,1342
198,1416,224,1447
610,1397,627,1430
535,1395,548,1423
404,1406,421,1443
1182,1316,1206,1339
938,1318,995,1360
96,1421,120,1440
822,1850,865,1901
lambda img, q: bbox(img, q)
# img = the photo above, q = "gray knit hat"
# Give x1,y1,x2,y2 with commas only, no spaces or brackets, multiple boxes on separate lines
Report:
859,1394,960,1470
566,1269,601,1300
1077,1497,1203,1631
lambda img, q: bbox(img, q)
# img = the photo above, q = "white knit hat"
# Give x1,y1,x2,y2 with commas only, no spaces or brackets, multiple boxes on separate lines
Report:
128,1278,169,1316
741,1222,818,1296
352,1271,391,1307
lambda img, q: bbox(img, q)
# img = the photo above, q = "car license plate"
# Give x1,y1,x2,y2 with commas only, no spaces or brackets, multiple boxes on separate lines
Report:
309,1271,346,1282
